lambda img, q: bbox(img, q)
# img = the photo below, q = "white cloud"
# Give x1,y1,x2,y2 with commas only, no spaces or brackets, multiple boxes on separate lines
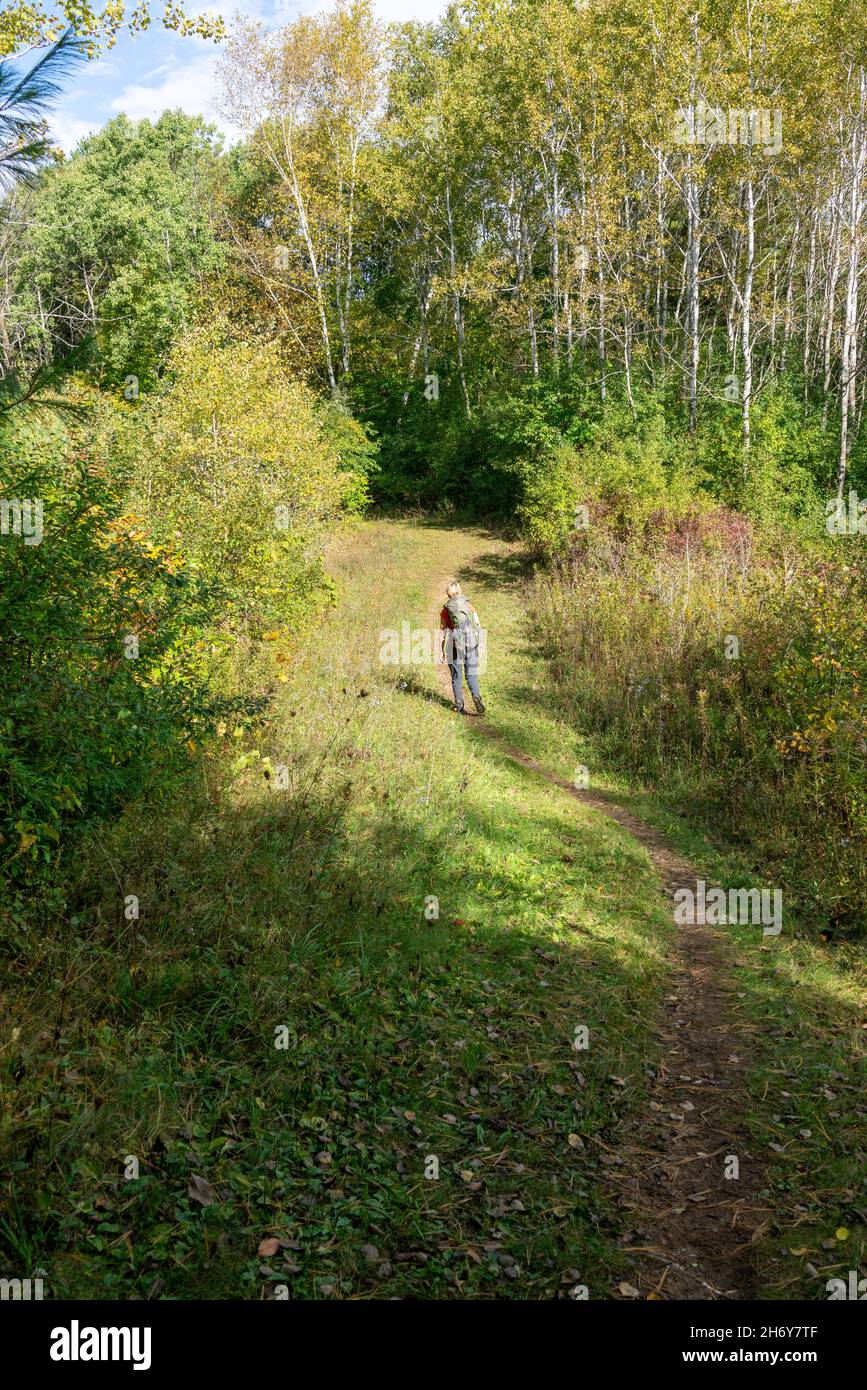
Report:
141,60,178,81
84,58,122,77
50,113,100,155
109,53,237,138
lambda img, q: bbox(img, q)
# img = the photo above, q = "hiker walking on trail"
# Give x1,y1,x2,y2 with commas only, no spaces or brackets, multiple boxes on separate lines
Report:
440,580,485,716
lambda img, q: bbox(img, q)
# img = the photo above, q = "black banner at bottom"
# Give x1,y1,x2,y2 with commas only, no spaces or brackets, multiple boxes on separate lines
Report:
2,1298,861,1376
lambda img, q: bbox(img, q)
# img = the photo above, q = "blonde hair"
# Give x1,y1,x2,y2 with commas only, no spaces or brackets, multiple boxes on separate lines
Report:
446,580,461,597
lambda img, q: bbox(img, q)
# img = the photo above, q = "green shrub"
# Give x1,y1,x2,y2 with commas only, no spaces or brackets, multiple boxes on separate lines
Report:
0,418,234,893
135,324,374,636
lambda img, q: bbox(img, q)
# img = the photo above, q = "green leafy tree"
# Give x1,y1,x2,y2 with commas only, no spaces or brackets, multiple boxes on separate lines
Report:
13,111,224,388
136,321,374,632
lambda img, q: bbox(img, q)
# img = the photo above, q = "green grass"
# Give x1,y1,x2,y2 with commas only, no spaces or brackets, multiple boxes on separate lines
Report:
0,520,674,1300
4,517,862,1301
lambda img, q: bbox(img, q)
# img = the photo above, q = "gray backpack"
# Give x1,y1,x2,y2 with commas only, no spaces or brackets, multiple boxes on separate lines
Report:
445,595,478,659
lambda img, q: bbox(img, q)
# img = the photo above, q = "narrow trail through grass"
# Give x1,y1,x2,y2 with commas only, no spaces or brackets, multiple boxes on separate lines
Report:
429,529,767,1299
433,520,865,1302
460,718,767,1299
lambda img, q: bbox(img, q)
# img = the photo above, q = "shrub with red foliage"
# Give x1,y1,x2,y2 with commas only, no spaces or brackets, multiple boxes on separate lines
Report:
646,506,754,559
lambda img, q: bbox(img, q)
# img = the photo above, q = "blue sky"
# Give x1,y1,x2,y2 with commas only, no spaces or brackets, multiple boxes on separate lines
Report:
49,0,448,154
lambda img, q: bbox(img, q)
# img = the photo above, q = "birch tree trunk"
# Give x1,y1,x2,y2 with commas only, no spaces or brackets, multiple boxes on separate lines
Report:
837,66,867,498
445,181,471,416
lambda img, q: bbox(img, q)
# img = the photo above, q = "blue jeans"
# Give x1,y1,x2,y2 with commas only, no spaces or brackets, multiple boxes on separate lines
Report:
448,649,481,710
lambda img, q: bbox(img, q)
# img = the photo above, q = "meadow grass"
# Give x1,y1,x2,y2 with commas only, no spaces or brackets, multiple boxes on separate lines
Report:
1,520,673,1299
499,557,867,1301
4,517,861,1300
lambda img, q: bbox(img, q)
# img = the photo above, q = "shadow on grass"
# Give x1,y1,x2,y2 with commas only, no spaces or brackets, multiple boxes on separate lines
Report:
458,548,534,590
2,652,861,1305
373,509,520,545
0,715,669,1302
394,668,456,712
